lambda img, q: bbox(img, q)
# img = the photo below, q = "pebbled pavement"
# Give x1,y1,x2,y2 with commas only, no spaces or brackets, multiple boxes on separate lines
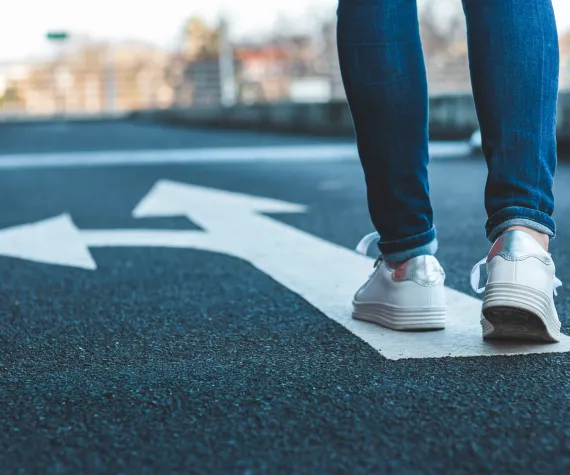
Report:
1,122,570,474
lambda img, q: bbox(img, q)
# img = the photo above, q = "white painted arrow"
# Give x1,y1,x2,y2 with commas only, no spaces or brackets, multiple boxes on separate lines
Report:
0,214,218,270
1,181,569,359
131,180,570,359
0,215,97,270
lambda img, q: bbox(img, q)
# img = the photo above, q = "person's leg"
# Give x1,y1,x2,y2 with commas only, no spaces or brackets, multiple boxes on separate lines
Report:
337,0,436,263
463,0,561,342
462,0,559,245
338,0,447,332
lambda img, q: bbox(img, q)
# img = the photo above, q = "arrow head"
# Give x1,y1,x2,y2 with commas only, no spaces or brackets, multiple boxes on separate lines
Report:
0,214,97,270
133,180,307,218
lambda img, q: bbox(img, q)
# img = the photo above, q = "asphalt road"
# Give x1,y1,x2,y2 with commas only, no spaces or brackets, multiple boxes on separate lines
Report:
1,120,570,474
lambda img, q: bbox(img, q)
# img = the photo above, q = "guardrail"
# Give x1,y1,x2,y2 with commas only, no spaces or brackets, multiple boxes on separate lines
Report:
131,91,570,147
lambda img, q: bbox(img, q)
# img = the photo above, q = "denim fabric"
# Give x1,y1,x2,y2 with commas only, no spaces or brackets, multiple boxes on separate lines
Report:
337,0,559,261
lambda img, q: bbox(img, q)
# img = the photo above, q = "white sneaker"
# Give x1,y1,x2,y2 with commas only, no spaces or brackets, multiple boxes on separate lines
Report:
352,233,447,331
470,230,563,342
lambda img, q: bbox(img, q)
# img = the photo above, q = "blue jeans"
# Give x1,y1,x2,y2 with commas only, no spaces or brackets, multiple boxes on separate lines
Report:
337,0,559,262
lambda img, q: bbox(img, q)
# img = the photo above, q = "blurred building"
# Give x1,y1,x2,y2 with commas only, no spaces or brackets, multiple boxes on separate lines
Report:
175,30,336,106
235,44,291,103
170,17,224,107
317,21,345,101
235,32,342,104
0,64,30,113
560,32,570,90
2,15,569,118
184,60,222,106
425,53,471,95
0,42,173,116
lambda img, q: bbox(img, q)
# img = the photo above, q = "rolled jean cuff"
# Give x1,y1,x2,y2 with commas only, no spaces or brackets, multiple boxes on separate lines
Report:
486,206,555,243
378,226,438,262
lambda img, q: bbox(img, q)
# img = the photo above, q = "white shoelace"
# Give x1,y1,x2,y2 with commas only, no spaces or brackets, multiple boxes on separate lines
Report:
469,257,490,294
470,257,563,296
356,231,384,270
356,231,380,256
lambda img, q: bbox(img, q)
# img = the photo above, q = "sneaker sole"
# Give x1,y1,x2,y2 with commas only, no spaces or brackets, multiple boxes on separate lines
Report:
482,283,561,343
352,301,447,331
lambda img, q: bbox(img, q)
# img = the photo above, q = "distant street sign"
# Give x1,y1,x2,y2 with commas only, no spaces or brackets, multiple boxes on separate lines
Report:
46,32,69,41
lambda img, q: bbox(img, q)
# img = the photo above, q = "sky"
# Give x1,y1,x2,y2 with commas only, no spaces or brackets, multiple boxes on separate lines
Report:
1,0,569,62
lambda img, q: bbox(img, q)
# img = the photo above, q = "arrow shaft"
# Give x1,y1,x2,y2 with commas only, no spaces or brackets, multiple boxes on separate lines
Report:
129,180,570,359
183,209,374,304
80,229,217,250
179,209,503,360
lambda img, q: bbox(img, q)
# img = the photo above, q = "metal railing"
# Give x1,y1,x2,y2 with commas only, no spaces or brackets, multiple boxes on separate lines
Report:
0,60,173,118
1,54,569,119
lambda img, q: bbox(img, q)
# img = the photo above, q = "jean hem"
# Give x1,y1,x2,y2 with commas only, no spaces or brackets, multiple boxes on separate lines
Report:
378,227,438,261
381,239,438,262
486,207,555,242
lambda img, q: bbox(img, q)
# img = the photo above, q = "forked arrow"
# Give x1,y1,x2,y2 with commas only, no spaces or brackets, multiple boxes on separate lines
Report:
0,180,307,270
0,214,217,270
2,179,569,359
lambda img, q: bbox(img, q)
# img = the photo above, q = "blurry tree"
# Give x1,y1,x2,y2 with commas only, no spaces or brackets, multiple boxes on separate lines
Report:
417,0,470,92
418,0,466,60
560,31,570,89
182,17,220,61
0,83,25,110
561,31,570,55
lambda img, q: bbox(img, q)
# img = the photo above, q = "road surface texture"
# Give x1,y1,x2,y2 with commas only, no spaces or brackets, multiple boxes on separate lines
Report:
1,120,570,474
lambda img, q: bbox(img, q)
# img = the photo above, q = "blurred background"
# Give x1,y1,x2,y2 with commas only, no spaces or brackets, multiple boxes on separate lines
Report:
1,0,569,118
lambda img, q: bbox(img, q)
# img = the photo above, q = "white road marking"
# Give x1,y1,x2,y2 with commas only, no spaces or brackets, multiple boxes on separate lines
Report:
82,229,216,250
0,215,96,270
131,180,570,360
1,180,564,360
83,229,216,249
0,142,471,170
0,216,223,269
